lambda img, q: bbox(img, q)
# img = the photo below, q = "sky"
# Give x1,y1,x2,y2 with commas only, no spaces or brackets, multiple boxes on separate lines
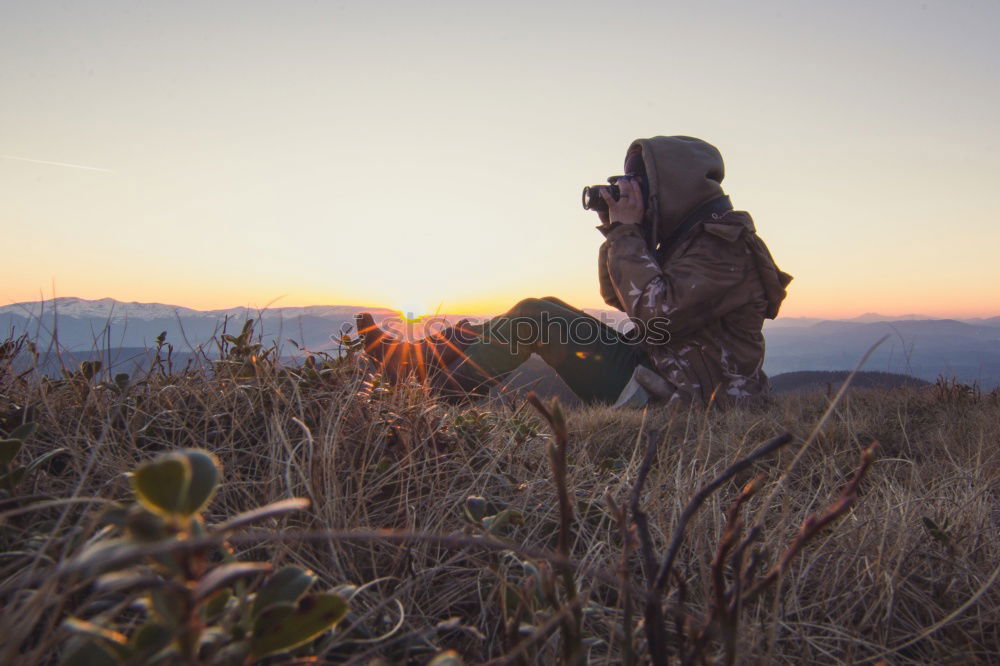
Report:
2,0,998,318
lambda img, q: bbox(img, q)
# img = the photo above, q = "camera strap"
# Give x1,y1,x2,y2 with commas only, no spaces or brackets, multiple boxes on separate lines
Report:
656,195,733,261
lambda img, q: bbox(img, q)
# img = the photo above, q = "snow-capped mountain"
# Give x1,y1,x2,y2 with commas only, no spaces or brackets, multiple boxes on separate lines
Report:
0,297,393,324
0,297,398,353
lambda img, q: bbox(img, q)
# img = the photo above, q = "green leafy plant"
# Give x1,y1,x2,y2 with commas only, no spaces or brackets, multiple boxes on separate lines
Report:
462,495,524,535
922,515,965,557
100,372,132,396
59,448,348,665
451,409,495,446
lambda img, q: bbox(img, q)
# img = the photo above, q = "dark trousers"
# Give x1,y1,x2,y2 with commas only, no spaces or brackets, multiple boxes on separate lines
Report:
458,297,649,404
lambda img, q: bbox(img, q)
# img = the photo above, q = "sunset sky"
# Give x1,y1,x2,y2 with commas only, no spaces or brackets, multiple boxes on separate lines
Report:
2,1,998,318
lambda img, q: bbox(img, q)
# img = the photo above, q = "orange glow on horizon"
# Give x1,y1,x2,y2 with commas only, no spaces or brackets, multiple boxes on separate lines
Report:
4,283,997,322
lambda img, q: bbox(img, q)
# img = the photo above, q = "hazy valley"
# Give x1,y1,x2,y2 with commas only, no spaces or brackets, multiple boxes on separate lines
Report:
3,297,999,389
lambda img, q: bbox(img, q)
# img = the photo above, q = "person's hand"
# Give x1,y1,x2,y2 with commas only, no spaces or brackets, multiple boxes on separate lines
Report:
592,201,611,229
602,177,645,226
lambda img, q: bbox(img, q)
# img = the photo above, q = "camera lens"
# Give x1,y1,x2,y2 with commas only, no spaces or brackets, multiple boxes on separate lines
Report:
581,184,620,212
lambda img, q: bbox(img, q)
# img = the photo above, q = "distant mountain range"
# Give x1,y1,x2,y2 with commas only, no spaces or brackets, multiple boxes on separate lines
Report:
0,297,397,323
765,312,1000,327
762,318,1000,388
3,297,999,389
0,297,397,354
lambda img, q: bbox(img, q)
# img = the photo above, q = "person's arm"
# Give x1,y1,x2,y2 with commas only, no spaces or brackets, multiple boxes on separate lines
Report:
598,240,625,311
591,198,625,311
604,224,749,338
601,178,748,339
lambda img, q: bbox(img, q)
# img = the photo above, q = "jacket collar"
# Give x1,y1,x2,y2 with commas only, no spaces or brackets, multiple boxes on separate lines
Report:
657,195,733,259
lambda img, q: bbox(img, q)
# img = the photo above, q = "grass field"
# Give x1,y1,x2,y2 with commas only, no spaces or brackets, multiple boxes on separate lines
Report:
1,337,998,664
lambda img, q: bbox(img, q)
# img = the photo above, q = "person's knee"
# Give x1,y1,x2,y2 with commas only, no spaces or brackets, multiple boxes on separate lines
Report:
510,296,576,317
543,296,587,318
509,297,548,318
502,298,550,349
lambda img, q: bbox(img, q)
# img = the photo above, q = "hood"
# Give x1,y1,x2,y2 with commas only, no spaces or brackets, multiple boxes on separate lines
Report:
626,136,726,248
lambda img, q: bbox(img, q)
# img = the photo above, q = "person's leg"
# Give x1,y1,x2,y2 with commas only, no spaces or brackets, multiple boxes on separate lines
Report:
457,297,645,403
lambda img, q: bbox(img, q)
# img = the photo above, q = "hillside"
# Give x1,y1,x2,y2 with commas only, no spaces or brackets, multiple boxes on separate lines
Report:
505,359,938,403
768,370,931,393
1,340,997,663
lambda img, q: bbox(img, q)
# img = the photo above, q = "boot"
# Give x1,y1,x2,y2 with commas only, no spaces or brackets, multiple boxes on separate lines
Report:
421,319,497,399
354,314,489,394
355,313,413,382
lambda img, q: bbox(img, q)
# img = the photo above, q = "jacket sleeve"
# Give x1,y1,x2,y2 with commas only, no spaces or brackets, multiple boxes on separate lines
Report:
598,240,625,311
604,223,750,339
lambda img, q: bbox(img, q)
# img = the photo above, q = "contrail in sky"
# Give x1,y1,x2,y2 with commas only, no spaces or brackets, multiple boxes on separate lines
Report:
0,154,116,173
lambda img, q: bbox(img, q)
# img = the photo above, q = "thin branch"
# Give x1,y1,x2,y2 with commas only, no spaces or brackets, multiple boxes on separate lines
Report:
19,528,626,598
629,428,660,582
485,596,585,666
687,475,763,666
606,491,635,666
627,428,670,666
527,392,583,664
653,433,793,594
744,442,878,603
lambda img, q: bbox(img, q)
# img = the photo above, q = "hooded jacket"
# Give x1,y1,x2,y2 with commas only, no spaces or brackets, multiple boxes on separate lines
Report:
598,136,792,405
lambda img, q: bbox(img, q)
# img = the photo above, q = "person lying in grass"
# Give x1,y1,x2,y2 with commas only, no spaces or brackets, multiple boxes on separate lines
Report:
356,136,792,408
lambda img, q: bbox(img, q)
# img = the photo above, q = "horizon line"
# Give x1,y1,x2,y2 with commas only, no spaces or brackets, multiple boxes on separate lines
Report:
1,295,997,322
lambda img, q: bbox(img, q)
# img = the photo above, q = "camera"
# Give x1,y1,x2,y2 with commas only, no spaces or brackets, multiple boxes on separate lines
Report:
581,176,623,213
582,185,619,212
582,175,647,213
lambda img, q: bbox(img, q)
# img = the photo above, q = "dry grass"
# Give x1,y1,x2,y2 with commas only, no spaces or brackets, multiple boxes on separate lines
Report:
1,348,998,664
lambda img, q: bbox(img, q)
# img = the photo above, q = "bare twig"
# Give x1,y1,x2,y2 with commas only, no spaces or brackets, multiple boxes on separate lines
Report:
628,428,670,665
606,491,635,666
654,433,793,594
744,442,878,603
629,428,660,583
685,475,764,666
527,392,583,664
